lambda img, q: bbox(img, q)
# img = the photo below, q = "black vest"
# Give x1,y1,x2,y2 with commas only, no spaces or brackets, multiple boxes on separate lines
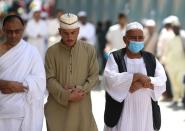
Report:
104,48,161,130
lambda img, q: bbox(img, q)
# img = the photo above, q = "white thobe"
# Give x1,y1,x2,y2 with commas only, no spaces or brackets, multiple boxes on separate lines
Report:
78,22,96,46
103,54,166,131
25,19,48,61
156,28,175,61
0,39,46,131
47,18,61,47
106,24,126,50
163,36,185,101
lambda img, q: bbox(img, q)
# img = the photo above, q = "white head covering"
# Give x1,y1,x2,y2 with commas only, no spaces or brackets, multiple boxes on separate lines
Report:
126,22,144,32
59,13,79,29
78,11,87,17
170,16,181,26
145,19,156,27
172,19,181,26
163,15,180,26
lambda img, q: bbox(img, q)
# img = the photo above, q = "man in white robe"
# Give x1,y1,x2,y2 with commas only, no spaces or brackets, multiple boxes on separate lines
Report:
0,14,46,131
47,10,64,47
143,19,158,55
103,22,166,131
25,10,48,61
77,11,96,46
163,17,185,106
105,13,127,52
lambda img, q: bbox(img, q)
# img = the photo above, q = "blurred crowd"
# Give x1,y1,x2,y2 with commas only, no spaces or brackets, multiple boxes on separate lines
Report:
1,0,185,110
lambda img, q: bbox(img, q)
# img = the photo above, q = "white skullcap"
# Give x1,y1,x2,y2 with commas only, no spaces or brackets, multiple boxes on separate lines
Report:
163,15,179,25
78,11,87,17
59,13,79,29
163,17,171,24
171,16,181,26
145,19,156,27
126,22,143,32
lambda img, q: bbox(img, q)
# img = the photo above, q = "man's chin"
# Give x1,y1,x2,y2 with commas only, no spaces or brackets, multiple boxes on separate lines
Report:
66,42,75,47
68,43,75,47
8,40,19,46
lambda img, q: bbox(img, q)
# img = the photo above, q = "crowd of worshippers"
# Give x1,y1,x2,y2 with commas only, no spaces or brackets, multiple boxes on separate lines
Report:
0,10,185,131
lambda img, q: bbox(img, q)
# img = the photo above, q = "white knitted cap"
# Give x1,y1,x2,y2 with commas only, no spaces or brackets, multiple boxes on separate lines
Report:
126,22,143,32
59,13,79,29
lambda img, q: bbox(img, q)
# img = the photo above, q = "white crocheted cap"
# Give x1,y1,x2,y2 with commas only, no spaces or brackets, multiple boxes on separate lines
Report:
126,21,143,32
59,13,79,29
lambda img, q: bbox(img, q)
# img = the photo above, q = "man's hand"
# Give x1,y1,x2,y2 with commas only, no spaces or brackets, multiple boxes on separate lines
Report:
1,81,26,94
64,85,86,102
130,73,154,93
64,85,75,93
146,83,154,90
133,73,151,88
129,81,143,93
68,89,85,102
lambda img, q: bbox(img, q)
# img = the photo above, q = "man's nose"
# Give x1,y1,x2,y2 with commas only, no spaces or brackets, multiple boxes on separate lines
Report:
12,32,17,37
68,34,73,39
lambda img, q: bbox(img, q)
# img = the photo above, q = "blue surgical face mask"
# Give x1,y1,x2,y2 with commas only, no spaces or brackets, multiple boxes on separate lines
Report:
128,41,144,53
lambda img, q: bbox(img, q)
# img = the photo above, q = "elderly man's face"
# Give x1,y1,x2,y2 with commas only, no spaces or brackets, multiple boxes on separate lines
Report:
3,19,24,46
124,29,144,46
59,28,79,47
79,16,87,25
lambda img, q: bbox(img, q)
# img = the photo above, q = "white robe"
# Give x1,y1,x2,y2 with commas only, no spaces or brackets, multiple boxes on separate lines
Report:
78,22,96,46
25,19,48,61
0,39,46,131
103,54,166,131
106,24,126,50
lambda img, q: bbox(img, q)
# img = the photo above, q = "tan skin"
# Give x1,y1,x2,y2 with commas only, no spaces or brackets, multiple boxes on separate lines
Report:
58,27,85,102
123,29,154,93
118,17,127,29
33,11,41,22
0,18,26,94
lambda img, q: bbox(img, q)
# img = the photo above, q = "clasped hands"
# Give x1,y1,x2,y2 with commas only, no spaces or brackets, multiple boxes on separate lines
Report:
64,85,85,102
129,73,154,93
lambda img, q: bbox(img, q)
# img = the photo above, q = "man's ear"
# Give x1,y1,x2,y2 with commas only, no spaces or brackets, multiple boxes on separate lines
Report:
123,36,127,43
2,27,5,33
58,28,61,33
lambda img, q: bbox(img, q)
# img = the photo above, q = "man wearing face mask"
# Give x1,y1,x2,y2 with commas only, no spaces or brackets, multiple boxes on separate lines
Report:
103,22,167,131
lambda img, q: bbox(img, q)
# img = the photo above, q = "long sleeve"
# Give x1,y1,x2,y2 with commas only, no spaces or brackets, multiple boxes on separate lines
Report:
149,58,167,101
23,49,46,102
22,48,46,131
45,50,70,107
76,47,99,93
103,54,133,102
